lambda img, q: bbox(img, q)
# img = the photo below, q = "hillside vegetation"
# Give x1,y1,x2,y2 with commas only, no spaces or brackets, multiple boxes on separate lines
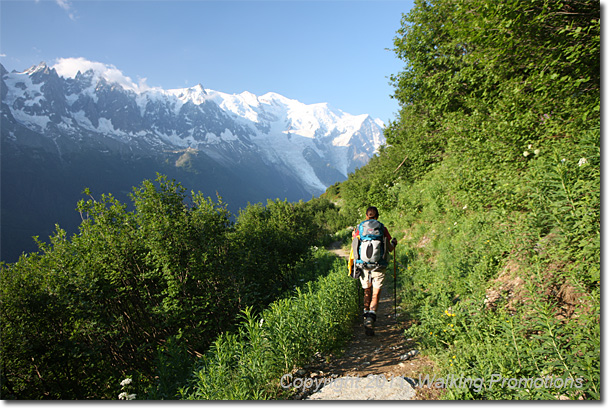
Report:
0,173,351,399
330,0,600,400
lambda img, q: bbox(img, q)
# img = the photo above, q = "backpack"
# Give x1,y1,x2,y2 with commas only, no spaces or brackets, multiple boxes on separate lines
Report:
355,219,388,268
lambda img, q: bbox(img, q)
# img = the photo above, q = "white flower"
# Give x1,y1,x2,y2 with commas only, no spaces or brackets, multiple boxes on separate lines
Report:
528,144,533,149
119,391,136,400
463,205,468,210
120,378,132,387
578,157,588,167
259,318,264,327
562,158,566,163
534,149,540,155
523,151,530,157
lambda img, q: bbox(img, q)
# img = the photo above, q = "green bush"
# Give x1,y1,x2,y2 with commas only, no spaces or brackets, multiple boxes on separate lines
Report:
179,255,359,400
1,175,236,399
0,175,343,399
397,204,599,399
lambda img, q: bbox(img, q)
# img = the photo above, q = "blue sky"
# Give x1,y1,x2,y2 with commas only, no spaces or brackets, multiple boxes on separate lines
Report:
0,0,414,123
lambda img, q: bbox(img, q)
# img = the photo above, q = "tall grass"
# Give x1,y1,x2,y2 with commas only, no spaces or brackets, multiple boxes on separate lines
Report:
177,251,358,400
383,141,600,400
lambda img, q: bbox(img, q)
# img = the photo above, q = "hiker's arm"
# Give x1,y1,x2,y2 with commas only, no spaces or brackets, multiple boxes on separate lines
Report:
385,228,398,252
388,238,398,252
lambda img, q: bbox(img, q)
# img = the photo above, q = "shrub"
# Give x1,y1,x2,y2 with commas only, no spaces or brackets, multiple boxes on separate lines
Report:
0,175,343,399
179,256,359,400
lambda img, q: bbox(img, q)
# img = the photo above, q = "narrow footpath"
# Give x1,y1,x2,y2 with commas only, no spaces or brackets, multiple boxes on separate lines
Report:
289,242,442,400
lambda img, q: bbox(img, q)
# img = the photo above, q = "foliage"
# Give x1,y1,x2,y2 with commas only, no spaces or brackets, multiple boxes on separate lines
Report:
0,174,342,399
301,197,354,242
179,254,358,400
398,206,600,399
227,199,314,308
381,0,600,214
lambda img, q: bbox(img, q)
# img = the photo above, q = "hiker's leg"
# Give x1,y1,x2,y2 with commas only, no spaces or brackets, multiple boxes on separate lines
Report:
360,268,373,311
369,267,386,313
370,286,382,313
363,286,372,311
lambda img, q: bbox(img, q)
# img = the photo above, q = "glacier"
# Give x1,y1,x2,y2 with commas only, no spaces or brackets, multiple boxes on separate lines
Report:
2,57,386,194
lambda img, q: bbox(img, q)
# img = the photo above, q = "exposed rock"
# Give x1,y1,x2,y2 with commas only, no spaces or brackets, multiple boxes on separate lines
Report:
307,374,416,400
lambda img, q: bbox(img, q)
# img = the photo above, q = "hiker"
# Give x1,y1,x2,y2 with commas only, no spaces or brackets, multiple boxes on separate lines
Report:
352,206,397,333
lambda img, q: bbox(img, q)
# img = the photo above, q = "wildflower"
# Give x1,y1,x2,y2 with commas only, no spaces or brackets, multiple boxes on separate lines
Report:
578,157,588,167
534,149,540,155
120,378,132,387
452,355,456,359
523,151,530,157
561,158,566,163
463,204,468,210
259,318,264,327
119,392,128,400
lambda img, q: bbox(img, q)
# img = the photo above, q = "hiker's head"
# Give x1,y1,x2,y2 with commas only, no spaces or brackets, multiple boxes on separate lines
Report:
366,206,379,220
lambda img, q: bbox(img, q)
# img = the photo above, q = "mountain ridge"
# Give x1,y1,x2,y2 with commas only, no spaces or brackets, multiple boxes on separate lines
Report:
2,58,384,191
1,58,385,262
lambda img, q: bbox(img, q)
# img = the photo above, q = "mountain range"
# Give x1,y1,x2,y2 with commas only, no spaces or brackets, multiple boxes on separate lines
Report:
1,59,385,262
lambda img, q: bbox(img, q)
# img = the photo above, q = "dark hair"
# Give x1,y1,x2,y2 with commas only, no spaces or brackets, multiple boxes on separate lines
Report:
366,206,379,219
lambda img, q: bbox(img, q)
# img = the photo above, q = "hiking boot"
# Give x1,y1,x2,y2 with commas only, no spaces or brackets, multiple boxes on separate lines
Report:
362,311,376,321
364,314,375,336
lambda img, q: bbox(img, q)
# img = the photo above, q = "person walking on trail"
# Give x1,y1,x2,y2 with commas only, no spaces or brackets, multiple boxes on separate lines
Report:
352,206,397,335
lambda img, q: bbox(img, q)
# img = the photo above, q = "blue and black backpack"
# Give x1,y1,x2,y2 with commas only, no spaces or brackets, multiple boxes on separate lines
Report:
355,219,389,268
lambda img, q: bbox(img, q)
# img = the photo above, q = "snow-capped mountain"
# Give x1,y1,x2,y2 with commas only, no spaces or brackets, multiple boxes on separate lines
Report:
1,59,385,262
2,59,385,194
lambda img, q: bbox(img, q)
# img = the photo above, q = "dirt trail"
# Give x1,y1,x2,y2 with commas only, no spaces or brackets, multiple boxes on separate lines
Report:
327,240,351,259
289,242,442,400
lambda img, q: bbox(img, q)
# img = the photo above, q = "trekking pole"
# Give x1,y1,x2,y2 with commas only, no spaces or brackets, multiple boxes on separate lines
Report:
393,246,397,321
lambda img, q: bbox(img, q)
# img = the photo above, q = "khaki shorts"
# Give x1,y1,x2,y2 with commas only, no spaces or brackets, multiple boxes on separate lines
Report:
359,265,386,289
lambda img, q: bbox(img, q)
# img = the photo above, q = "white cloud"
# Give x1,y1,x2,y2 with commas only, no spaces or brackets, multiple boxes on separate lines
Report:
52,57,152,93
55,0,77,20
